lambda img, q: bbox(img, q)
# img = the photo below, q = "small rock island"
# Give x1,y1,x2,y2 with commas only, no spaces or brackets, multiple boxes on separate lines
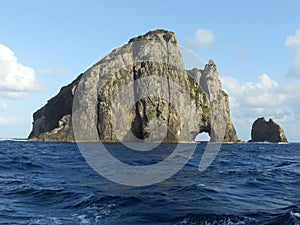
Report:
249,117,288,143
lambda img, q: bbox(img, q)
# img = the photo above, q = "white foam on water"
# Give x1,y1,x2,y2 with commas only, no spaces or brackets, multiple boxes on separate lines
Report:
29,216,63,225
71,204,117,224
178,215,257,225
0,138,27,142
291,211,300,218
77,214,90,224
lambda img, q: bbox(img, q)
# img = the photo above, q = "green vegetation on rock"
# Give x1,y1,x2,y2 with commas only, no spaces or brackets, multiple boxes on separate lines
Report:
129,29,177,45
187,73,208,110
28,29,237,143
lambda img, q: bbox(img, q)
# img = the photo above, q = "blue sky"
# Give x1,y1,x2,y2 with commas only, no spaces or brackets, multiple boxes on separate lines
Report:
0,0,300,141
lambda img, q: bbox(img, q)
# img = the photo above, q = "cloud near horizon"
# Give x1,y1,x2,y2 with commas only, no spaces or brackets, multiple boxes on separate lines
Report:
186,28,215,49
220,74,300,141
0,115,27,127
0,44,40,98
0,91,27,99
222,74,286,108
285,29,300,77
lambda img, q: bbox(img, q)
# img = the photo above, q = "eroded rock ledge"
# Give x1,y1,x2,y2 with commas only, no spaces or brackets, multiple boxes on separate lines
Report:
28,29,238,143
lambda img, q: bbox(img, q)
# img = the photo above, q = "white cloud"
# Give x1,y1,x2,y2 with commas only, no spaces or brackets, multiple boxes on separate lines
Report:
221,74,300,141
221,74,285,108
38,68,67,76
0,116,10,125
287,48,300,77
232,46,245,55
0,44,39,93
285,30,300,46
0,102,7,111
285,30,300,77
0,115,27,126
186,28,215,49
0,91,27,99
0,117,6,125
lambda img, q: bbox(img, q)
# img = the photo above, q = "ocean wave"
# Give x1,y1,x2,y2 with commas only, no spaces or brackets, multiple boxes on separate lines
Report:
275,160,298,168
175,214,257,225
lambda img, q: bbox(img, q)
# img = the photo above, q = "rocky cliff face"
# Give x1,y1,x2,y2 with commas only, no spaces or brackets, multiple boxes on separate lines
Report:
249,117,288,143
28,30,238,143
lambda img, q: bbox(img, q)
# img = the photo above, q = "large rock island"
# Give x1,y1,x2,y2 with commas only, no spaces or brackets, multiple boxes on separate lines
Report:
249,117,288,143
28,30,238,143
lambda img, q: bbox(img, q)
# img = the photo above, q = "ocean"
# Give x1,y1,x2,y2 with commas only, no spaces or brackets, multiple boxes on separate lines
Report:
0,140,299,225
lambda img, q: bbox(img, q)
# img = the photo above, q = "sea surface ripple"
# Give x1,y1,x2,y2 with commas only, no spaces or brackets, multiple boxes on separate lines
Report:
0,140,299,224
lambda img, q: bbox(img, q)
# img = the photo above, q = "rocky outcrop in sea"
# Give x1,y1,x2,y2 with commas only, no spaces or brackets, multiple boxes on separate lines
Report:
28,30,238,143
249,117,288,143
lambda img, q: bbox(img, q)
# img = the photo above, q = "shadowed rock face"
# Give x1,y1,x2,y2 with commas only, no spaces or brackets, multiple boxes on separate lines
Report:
28,30,238,143
249,117,288,143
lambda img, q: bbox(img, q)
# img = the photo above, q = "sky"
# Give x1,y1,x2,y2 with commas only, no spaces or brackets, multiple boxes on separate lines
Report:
0,0,300,141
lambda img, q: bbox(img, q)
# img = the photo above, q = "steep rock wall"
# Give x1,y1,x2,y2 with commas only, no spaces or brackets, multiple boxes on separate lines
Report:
28,30,237,143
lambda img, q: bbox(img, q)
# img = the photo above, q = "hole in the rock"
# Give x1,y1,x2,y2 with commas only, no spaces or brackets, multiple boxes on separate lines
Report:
194,132,210,142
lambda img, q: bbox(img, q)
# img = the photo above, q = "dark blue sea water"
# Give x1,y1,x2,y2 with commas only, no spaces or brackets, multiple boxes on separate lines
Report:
0,140,299,225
